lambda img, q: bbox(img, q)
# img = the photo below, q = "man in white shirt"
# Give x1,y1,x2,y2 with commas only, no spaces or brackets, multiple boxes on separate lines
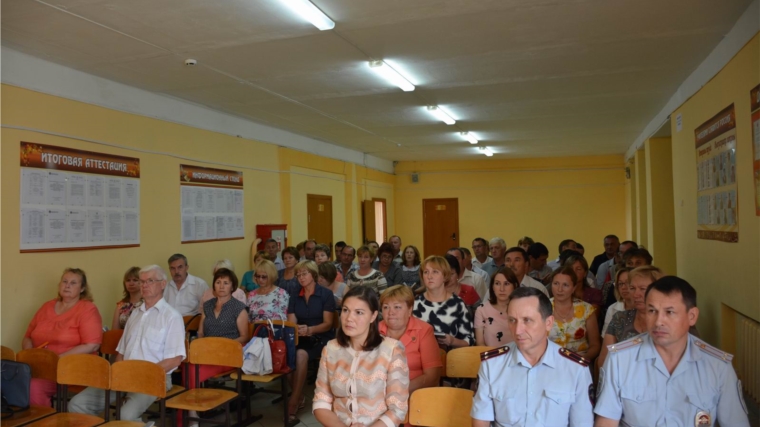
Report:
389,235,403,264
505,247,549,297
447,248,488,300
265,238,285,271
471,237,492,270
460,247,490,288
547,239,577,270
70,265,185,421
164,253,209,316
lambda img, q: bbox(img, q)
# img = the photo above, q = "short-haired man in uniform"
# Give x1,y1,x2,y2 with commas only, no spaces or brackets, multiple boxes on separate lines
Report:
472,287,594,427
594,276,750,427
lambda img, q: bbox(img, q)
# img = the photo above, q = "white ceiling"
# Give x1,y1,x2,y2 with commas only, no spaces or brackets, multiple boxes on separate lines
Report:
1,0,752,161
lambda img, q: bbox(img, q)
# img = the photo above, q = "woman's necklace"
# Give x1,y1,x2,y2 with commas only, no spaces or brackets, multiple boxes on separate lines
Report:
554,301,574,322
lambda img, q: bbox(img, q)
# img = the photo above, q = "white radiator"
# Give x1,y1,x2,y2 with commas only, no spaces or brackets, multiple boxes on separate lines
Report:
736,316,760,404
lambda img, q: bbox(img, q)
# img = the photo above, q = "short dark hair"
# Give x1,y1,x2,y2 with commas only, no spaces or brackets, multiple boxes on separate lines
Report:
473,237,488,247
314,244,331,257
559,249,582,266
335,241,346,249
318,262,338,283
447,247,464,259
445,254,460,276
628,248,653,265
518,236,535,247
576,243,585,251
212,268,239,293
459,247,471,257
168,253,187,265
558,239,575,254
281,246,300,260
505,247,528,262
527,242,549,259
367,240,379,247
508,287,553,320
377,242,394,258
645,276,697,310
620,240,638,249
342,245,356,257
604,235,620,242
265,238,277,244
489,267,519,305
336,286,383,351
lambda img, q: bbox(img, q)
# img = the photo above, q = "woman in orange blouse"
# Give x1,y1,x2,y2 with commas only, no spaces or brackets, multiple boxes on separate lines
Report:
313,286,409,427
22,268,103,406
379,285,441,393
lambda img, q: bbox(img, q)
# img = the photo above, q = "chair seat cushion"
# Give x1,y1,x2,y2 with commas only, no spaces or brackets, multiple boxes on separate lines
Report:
166,389,238,411
27,413,104,427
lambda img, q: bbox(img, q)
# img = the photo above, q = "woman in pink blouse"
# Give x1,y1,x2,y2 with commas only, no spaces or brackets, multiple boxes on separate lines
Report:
313,286,409,427
474,267,517,347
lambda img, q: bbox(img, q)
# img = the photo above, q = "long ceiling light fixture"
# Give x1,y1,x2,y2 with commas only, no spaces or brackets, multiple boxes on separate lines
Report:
279,0,335,30
368,60,415,92
479,147,494,157
461,131,478,144
426,106,455,125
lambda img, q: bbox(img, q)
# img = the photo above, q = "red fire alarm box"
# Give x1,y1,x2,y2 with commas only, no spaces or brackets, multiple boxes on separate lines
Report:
255,224,288,252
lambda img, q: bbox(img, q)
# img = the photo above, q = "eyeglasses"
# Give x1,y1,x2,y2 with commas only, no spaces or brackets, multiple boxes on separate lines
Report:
296,272,311,278
254,275,268,280
139,279,162,285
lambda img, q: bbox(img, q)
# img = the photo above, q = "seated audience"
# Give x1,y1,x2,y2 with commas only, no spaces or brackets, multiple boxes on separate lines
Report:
444,254,481,315
247,259,289,323
287,260,335,424
379,285,442,394
526,242,553,285
345,245,388,294
314,244,343,283
373,242,403,286
460,247,490,288
590,235,620,276
413,255,474,349
471,237,492,271
367,240,380,264
547,239,577,270
389,235,403,264
241,250,268,292
314,286,409,427
23,268,103,407
400,245,422,290
517,236,534,252
112,266,143,330
596,240,637,288
474,267,516,347
202,259,246,304
575,242,586,256
165,253,209,316
303,239,317,261
565,254,603,307
626,247,653,268
69,265,184,421
548,266,601,361
601,267,633,336
482,237,507,278
277,246,301,295
317,262,347,307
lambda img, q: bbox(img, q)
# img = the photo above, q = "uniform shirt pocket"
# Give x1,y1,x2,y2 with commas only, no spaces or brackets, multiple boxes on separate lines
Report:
493,390,525,426
541,389,573,427
687,392,718,417
620,388,658,427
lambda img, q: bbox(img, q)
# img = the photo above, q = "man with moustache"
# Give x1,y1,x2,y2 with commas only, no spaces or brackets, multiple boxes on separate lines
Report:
164,253,209,316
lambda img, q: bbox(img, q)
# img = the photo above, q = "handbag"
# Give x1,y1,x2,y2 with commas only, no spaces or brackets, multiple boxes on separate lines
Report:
1,360,31,412
253,320,291,374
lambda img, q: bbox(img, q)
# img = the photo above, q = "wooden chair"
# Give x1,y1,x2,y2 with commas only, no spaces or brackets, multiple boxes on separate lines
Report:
28,354,111,427
166,337,243,427
408,387,473,427
183,315,202,336
230,320,298,427
100,329,124,359
98,360,168,427
2,349,59,427
446,346,493,379
1,345,15,361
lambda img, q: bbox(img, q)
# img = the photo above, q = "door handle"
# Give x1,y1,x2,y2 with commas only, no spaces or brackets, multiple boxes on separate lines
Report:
451,233,456,240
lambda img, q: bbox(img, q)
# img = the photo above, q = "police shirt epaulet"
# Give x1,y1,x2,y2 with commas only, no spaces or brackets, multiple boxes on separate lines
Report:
607,335,644,354
558,347,590,367
480,345,509,362
694,339,733,363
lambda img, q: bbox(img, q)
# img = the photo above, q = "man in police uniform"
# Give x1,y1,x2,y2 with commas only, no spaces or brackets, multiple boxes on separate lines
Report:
472,287,594,427
594,276,750,427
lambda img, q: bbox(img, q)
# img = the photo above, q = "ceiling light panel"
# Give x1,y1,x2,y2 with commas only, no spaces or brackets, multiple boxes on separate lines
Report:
278,0,335,30
368,60,415,92
461,132,478,144
426,106,455,125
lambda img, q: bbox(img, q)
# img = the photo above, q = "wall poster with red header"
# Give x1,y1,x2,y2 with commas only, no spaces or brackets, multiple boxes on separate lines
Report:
19,142,141,252
750,84,760,216
180,164,244,243
694,105,739,242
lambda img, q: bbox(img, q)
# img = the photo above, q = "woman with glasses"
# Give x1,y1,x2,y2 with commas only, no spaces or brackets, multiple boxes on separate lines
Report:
600,267,633,337
247,259,289,322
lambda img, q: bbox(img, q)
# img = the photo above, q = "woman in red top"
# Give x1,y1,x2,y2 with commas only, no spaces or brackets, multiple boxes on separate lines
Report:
23,268,103,407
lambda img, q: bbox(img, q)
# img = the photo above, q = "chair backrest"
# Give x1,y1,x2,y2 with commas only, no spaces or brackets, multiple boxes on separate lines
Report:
183,314,201,333
250,320,299,345
189,337,243,368
101,329,124,357
409,387,473,427
58,354,110,389
1,345,16,361
446,346,493,379
17,348,59,382
439,348,447,378
111,360,166,399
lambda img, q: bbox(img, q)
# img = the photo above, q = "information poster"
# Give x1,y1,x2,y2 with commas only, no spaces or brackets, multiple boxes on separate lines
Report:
751,84,760,215
695,105,739,242
19,142,140,252
180,164,244,243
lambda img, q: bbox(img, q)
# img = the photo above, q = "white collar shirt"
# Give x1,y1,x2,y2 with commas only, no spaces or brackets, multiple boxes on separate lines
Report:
596,258,615,288
164,273,208,316
520,274,549,297
472,256,492,271
116,298,186,372
460,269,489,301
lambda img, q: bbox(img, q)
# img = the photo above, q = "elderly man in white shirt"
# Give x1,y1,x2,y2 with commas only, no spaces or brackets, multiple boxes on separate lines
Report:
471,237,492,271
164,253,209,316
70,265,186,421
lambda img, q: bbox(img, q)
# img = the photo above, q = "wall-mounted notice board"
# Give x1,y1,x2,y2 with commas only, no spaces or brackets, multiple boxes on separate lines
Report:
180,164,244,243
19,142,141,252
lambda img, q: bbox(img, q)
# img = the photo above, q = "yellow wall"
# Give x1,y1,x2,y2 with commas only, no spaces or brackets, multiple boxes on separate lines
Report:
668,34,760,343
0,85,395,349
645,137,677,275
394,155,627,258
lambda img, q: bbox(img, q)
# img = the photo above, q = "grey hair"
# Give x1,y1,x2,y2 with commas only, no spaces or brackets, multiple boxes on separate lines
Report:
139,265,167,281
213,259,235,273
489,237,506,249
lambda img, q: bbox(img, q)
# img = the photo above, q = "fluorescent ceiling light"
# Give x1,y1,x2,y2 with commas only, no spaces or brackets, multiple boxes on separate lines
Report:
279,0,335,30
368,60,415,92
426,106,455,125
461,132,478,144
479,147,494,157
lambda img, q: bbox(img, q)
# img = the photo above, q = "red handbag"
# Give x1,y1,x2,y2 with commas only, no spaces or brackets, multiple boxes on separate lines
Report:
253,320,291,374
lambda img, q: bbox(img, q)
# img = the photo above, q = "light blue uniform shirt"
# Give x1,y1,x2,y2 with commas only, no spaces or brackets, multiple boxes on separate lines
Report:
471,340,594,427
595,333,750,427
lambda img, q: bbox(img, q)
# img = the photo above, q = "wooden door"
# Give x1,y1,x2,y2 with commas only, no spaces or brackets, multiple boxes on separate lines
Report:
307,194,333,249
422,198,459,258
363,200,376,243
